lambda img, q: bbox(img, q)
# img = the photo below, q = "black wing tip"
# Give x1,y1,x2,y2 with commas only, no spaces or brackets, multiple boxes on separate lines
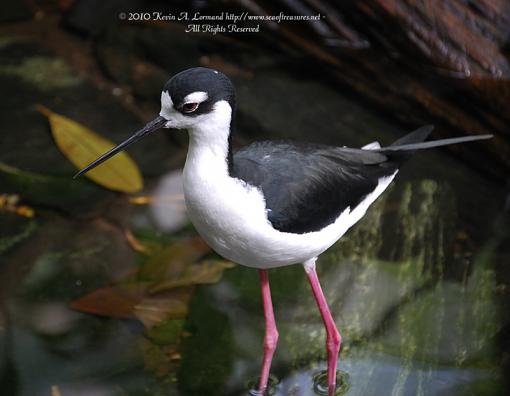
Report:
390,124,435,147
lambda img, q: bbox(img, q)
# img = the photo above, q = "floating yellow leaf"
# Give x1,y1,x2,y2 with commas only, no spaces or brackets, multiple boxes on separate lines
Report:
37,105,143,192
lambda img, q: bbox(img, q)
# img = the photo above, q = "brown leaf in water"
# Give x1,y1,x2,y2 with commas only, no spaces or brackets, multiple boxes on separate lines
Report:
70,237,234,328
70,281,193,329
133,287,193,328
149,260,236,294
36,105,143,193
137,237,212,282
69,283,148,319
138,336,181,378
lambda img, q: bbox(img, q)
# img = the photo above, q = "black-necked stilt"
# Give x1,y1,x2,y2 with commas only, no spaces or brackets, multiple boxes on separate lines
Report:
75,67,492,396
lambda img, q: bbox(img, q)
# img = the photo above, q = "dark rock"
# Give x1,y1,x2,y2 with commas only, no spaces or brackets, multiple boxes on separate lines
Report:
63,0,141,35
0,39,182,184
232,0,510,181
0,1,32,23
95,45,168,100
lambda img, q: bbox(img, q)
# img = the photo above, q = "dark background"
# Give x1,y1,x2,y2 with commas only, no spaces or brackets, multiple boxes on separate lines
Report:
0,1,509,395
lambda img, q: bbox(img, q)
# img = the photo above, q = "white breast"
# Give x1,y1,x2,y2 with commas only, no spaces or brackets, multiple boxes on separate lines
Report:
180,100,396,268
183,142,396,269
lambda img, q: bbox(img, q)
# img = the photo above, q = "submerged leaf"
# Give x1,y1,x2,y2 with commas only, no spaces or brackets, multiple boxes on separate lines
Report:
70,282,192,328
138,336,181,378
36,105,143,192
137,237,211,282
146,319,186,346
70,237,234,329
0,161,112,215
149,260,236,293
134,288,193,328
69,283,147,318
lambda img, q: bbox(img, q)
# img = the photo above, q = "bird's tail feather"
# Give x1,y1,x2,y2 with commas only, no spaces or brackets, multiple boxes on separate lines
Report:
376,125,492,156
390,125,434,146
379,134,493,154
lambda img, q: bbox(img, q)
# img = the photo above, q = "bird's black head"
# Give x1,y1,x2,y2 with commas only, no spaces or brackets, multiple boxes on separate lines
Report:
74,67,236,178
161,67,235,119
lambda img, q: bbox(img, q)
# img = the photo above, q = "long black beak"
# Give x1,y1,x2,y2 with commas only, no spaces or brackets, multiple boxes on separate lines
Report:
74,116,167,178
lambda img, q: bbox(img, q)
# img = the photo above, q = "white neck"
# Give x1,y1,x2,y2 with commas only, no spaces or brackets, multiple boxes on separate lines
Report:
185,100,232,176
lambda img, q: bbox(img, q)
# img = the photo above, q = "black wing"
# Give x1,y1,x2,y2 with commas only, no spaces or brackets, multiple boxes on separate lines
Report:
231,141,398,234
231,125,492,234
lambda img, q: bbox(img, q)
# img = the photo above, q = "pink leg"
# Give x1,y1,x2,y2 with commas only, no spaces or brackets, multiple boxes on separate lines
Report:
257,269,279,393
306,263,342,396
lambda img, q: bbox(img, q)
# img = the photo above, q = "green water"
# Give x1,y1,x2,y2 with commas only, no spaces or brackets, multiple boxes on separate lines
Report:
1,167,506,396
0,33,507,396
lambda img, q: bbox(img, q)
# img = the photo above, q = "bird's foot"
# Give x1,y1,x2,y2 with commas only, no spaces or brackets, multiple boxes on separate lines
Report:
312,369,350,396
247,374,279,395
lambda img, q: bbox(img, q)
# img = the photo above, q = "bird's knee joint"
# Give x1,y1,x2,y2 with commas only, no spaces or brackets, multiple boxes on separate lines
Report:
327,330,341,351
264,330,279,350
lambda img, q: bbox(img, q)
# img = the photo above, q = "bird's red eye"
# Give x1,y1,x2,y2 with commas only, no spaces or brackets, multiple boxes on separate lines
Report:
182,102,199,113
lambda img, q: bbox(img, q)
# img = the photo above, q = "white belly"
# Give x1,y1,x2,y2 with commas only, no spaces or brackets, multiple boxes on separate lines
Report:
183,156,396,269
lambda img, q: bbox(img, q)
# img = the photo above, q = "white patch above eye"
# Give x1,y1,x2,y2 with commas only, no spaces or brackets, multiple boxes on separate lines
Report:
161,90,173,108
160,91,174,121
183,91,208,104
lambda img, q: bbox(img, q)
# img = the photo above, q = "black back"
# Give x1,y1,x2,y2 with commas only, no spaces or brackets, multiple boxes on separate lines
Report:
232,141,398,234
